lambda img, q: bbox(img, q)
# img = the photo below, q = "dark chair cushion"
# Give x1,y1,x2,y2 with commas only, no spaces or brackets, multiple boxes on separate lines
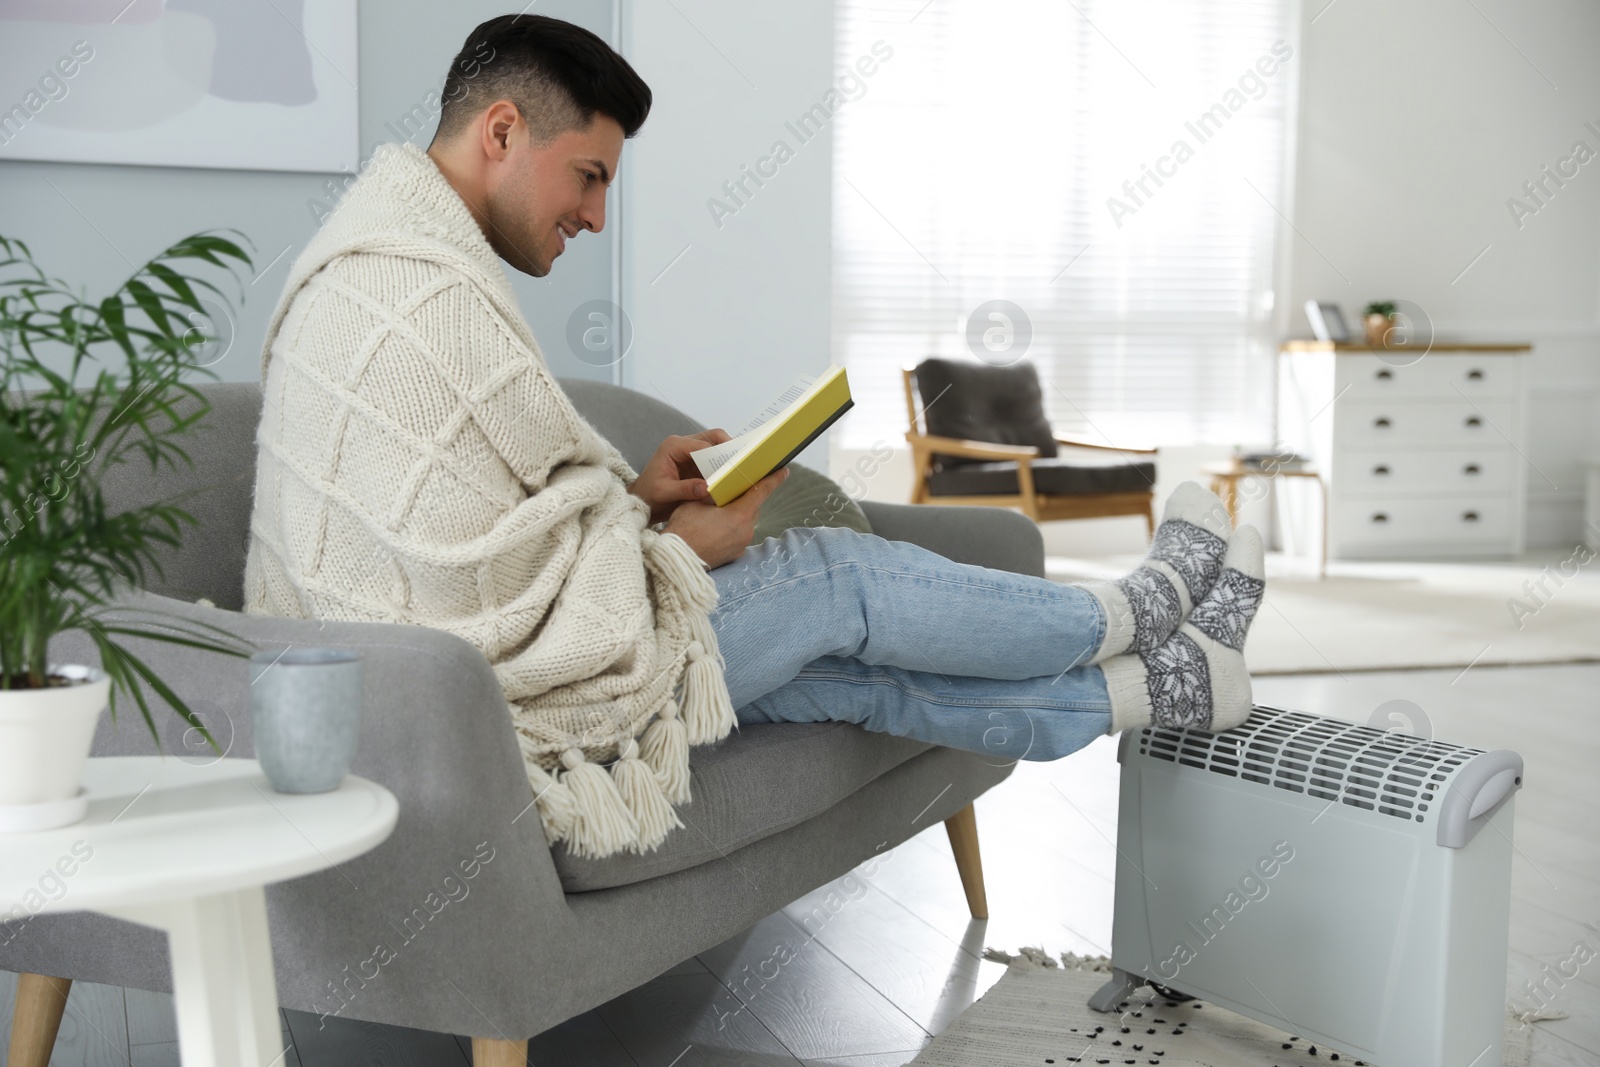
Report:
928,457,1156,497
552,721,930,891
914,358,1057,466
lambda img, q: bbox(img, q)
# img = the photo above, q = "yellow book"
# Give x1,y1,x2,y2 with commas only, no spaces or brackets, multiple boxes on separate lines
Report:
691,366,853,506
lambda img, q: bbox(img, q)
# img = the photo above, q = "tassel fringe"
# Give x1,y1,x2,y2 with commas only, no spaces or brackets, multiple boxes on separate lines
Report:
558,747,639,859
612,738,683,851
639,699,692,803
519,734,579,843
688,609,724,669
642,524,735,746
680,641,735,745
981,946,1114,972
642,528,718,612
522,529,735,859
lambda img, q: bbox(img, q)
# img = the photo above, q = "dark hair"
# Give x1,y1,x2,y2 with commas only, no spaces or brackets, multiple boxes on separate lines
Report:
434,14,652,144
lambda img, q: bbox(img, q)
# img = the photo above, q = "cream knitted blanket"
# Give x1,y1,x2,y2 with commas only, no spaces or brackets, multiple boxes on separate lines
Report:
242,142,735,859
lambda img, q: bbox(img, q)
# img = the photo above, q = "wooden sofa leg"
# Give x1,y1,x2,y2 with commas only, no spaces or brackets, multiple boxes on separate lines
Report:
472,1036,529,1065
944,803,989,920
8,973,72,1067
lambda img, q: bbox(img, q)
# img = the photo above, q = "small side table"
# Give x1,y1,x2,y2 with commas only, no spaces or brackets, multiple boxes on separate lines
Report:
1201,460,1329,578
2,757,397,1067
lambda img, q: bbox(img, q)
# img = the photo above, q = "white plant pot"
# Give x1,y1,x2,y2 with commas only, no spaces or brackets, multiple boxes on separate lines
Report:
0,664,111,832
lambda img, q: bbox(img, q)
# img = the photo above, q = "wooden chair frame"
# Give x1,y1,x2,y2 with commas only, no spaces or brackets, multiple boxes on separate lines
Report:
903,368,1159,536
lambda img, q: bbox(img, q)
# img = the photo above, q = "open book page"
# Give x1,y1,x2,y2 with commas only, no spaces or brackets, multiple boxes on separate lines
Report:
691,374,814,480
689,435,744,479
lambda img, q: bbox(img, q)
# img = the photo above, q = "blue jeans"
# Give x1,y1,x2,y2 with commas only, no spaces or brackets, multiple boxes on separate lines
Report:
708,527,1113,762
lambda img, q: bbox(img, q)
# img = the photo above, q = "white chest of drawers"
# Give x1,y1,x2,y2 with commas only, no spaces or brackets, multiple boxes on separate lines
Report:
1278,342,1531,559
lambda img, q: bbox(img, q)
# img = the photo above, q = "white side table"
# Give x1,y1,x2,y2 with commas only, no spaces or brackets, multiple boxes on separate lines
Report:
1,757,397,1067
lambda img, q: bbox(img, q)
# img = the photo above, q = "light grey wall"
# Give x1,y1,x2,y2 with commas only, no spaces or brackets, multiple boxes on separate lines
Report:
1287,0,1600,547
0,0,619,387
619,0,835,465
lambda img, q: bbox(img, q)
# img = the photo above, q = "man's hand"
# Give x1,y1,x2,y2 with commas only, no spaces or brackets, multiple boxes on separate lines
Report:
663,467,789,569
628,429,733,525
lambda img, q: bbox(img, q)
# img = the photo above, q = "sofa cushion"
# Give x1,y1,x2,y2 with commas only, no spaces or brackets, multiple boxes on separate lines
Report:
751,463,872,543
91,382,264,610
552,721,930,892
915,358,1058,466
559,376,703,471
928,456,1156,497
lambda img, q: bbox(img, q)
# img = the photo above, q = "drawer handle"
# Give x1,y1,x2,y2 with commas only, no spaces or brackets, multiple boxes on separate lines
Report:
1372,464,1391,476
1462,510,1480,523
1467,369,1484,381
1371,512,1390,524
1373,416,1392,428
1464,463,1481,475
1376,369,1393,380
1465,416,1482,428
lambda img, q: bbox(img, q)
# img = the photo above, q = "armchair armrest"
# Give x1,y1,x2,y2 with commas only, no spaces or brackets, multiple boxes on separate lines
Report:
1053,433,1159,456
29,589,577,1022
906,432,1041,463
860,500,1045,577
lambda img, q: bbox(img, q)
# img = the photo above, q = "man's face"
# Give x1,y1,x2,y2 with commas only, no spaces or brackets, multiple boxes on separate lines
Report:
483,113,624,277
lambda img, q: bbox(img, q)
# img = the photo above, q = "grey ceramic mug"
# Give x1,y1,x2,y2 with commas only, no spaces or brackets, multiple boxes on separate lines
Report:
249,647,363,793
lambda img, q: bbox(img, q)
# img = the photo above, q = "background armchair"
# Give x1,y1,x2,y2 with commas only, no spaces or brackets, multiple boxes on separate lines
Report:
904,359,1159,535
3,379,1043,1065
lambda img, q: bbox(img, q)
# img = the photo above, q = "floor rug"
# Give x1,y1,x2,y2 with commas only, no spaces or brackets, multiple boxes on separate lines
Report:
910,952,1537,1067
1046,554,1600,675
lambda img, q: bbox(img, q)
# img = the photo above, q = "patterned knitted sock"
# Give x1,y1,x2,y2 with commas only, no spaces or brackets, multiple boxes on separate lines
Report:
1101,525,1265,735
1081,482,1232,664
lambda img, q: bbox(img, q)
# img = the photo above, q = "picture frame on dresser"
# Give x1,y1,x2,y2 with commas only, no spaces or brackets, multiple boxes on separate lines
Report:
1303,300,1351,343
1276,340,1532,560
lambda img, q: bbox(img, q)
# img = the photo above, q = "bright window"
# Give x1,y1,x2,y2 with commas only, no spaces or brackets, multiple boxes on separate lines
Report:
832,0,1298,449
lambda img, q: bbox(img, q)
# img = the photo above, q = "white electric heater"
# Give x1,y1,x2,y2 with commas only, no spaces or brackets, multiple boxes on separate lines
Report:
1089,704,1523,1067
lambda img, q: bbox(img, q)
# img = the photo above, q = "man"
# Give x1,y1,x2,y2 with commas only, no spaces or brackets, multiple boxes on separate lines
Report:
244,14,1265,861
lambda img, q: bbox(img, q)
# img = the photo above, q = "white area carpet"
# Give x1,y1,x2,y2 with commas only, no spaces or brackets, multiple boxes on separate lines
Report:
911,953,1537,1067
1047,553,1600,675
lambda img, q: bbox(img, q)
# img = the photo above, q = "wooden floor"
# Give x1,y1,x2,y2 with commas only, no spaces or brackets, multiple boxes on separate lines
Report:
3,663,1596,1066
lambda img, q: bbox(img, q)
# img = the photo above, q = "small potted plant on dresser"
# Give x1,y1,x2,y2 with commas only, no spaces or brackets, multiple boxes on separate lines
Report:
1363,300,1400,346
0,232,256,832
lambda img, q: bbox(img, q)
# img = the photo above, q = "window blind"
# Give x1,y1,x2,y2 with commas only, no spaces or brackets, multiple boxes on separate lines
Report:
832,0,1296,449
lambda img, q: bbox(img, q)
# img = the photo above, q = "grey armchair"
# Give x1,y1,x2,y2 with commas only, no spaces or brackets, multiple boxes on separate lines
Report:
1,379,1044,1065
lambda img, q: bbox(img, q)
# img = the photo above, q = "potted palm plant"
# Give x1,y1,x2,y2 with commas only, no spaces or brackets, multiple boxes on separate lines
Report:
0,232,256,832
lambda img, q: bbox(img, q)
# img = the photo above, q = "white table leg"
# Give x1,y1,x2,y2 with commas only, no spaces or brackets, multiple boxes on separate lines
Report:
103,887,285,1067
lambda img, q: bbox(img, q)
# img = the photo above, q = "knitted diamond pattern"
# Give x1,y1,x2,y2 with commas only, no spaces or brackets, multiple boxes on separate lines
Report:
1189,569,1266,652
241,142,732,860
1149,518,1226,600
1116,567,1182,652
1142,632,1214,730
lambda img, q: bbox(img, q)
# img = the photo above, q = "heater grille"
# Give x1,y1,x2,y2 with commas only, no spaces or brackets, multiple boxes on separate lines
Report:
1136,705,1485,824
